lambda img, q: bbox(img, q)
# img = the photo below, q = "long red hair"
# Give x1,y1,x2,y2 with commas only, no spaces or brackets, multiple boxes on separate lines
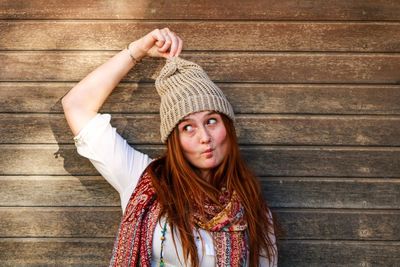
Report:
148,113,278,266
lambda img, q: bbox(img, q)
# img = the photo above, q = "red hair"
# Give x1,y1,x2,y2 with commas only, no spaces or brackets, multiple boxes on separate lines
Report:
148,113,278,266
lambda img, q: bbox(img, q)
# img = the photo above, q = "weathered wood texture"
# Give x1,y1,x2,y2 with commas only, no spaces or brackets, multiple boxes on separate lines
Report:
2,207,399,241
0,239,399,266
0,176,119,207
1,83,400,114
2,21,400,52
0,238,114,266
0,207,121,237
2,114,400,146
1,145,400,177
2,176,399,209
1,1,399,266
1,0,399,20
278,240,400,267
262,178,400,209
2,52,400,83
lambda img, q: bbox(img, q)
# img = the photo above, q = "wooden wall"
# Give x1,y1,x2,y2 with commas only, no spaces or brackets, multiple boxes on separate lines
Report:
1,1,399,266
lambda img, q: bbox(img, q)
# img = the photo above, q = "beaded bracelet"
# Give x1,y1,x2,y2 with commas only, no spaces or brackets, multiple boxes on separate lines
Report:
126,43,141,64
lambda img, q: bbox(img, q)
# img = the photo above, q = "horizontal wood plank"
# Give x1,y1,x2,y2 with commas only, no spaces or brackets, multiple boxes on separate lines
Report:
1,52,400,84
1,0,399,20
0,176,119,207
263,178,400,209
241,146,400,178
0,238,398,266
0,207,120,237
2,114,400,146
0,238,113,266
2,21,400,52
276,209,400,240
1,82,400,115
0,145,399,177
1,207,399,241
1,177,399,209
278,240,400,267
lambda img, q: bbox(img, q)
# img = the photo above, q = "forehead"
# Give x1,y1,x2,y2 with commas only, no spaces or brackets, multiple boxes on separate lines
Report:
182,111,218,121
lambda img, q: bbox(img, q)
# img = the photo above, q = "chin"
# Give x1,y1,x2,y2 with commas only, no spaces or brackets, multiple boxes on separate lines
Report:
198,159,222,170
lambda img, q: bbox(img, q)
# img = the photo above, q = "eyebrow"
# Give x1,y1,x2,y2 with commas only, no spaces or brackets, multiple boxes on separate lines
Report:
178,111,217,124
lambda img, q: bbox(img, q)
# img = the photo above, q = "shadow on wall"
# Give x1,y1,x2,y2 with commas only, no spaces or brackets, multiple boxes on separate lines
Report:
48,58,166,174
49,98,95,176
46,58,167,206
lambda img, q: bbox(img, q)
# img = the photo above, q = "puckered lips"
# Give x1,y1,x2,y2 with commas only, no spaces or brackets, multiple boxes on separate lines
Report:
201,148,214,158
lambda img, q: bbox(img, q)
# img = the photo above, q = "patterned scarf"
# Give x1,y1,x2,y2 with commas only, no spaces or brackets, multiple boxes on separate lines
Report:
109,168,248,266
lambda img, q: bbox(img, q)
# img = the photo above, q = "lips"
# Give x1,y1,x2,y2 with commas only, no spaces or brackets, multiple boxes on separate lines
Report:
201,148,214,159
202,148,214,154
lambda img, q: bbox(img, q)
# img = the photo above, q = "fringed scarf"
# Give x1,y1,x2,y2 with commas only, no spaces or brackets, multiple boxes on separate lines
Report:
109,168,248,267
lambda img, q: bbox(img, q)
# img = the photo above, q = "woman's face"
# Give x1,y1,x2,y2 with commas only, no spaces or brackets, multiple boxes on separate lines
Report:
177,111,229,179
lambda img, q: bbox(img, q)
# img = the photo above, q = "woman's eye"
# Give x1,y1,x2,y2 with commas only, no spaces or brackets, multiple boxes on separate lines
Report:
207,118,217,125
183,125,193,132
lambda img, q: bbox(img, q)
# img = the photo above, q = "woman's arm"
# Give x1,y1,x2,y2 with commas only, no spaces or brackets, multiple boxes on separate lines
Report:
62,28,183,136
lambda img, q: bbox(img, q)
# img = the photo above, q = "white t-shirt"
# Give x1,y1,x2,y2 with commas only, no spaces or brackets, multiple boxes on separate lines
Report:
73,113,277,267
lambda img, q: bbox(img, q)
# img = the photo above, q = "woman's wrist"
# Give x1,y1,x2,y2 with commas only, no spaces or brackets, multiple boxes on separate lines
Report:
126,41,145,63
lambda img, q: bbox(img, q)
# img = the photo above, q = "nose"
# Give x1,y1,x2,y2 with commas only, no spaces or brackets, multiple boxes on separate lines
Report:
199,126,211,144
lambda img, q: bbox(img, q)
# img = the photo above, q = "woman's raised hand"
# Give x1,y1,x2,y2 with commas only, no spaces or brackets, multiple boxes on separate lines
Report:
129,28,183,60
62,28,182,136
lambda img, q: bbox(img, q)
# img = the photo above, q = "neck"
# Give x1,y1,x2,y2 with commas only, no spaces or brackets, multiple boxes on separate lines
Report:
197,168,210,181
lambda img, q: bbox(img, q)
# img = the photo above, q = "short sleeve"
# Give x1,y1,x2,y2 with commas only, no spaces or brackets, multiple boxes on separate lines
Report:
73,113,153,212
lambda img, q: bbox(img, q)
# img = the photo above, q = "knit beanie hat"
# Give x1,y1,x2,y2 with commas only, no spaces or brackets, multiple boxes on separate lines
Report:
155,57,235,143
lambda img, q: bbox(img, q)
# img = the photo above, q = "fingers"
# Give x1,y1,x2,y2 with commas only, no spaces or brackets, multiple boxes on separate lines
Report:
168,31,179,57
146,28,183,58
167,30,183,57
150,29,165,47
175,36,183,57
156,28,182,58
158,29,171,52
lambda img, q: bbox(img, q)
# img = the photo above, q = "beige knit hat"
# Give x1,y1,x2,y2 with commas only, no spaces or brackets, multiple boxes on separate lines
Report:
155,57,235,143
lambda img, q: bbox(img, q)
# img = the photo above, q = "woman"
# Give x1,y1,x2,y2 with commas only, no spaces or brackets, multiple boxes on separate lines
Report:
62,28,277,267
